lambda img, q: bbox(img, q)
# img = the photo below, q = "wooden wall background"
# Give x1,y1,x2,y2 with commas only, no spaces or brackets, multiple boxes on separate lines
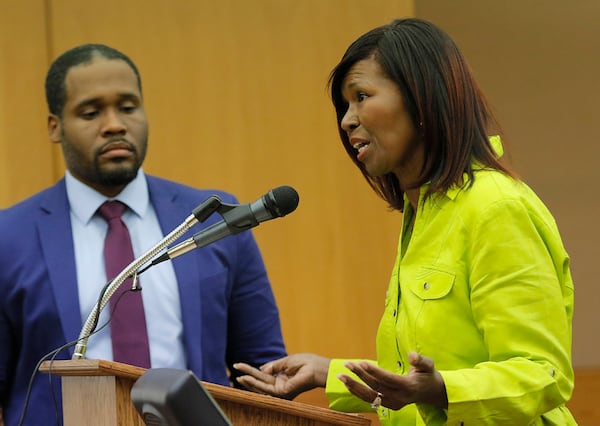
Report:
1,0,413,354
417,1,600,423
1,0,597,424
1,1,412,424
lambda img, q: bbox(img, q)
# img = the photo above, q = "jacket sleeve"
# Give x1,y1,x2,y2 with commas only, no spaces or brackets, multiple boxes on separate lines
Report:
325,358,376,412
0,301,12,406
225,227,287,378
435,196,575,425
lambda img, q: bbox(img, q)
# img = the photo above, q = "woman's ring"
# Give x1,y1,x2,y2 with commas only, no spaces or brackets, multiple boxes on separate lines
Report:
370,391,383,410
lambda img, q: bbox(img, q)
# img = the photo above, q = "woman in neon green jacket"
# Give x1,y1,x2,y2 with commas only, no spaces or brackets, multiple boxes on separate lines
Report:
235,18,576,425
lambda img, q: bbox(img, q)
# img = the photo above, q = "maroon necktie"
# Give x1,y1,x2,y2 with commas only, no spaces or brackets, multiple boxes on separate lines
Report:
98,200,151,368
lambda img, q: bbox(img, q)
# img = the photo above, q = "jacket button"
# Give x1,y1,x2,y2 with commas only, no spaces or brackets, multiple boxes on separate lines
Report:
423,282,430,290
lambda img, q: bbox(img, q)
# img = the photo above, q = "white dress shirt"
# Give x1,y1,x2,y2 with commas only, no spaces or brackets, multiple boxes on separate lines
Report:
66,169,186,368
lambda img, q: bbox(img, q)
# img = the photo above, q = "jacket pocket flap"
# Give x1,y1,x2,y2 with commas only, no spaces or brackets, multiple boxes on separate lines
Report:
409,268,455,299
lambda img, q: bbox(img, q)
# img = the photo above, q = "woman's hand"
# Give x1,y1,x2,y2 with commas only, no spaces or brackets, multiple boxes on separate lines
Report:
234,353,331,400
338,351,448,410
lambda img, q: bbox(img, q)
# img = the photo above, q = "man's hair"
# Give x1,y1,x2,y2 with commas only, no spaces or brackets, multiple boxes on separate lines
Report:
45,43,142,117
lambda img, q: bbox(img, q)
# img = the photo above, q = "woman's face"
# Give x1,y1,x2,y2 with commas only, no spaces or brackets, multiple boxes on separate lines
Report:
340,57,423,186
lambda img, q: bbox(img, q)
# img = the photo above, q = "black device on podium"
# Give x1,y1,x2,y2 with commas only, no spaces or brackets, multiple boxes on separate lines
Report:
131,368,232,426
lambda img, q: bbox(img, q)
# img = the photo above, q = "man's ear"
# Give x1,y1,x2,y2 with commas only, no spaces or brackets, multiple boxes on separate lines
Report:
48,114,62,143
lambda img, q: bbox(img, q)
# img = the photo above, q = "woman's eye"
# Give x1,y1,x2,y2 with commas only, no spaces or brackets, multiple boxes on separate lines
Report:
357,92,367,102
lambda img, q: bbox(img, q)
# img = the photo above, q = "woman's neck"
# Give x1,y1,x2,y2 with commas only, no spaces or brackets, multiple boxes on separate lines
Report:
405,187,420,212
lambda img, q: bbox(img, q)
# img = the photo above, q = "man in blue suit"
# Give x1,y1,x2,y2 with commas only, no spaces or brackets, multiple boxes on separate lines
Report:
0,44,286,425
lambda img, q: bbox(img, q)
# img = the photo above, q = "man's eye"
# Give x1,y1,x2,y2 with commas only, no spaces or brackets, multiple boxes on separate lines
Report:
357,92,367,102
81,110,99,119
121,104,137,113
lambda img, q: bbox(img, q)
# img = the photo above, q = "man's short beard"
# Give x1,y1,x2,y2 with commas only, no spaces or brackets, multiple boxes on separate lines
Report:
94,160,140,187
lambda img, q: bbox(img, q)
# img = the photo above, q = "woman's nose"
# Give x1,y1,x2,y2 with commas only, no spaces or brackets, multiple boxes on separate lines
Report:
340,106,359,133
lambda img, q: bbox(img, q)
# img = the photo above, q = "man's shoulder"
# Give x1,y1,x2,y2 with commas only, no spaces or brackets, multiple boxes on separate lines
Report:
0,182,67,251
146,175,239,204
0,181,65,221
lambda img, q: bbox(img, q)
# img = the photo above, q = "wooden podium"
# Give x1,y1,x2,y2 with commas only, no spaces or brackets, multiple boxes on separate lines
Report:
39,360,371,426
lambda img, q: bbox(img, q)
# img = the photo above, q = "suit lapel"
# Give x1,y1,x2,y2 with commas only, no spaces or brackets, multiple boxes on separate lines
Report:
148,177,203,370
38,180,81,355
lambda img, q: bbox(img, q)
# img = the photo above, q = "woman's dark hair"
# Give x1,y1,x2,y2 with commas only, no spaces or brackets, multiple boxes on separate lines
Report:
329,18,514,211
45,43,142,117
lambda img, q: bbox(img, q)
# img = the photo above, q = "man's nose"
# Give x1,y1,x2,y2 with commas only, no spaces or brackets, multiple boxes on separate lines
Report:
101,109,127,135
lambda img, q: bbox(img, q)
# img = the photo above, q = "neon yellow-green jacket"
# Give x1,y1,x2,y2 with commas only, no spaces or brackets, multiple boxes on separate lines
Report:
326,164,576,425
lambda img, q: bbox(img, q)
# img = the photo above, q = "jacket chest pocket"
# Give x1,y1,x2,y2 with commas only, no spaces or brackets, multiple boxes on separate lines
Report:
408,268,455,300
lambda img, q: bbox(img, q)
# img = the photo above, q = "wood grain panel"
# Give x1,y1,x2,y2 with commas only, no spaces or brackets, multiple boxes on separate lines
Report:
416,0,600,370
45,0,414,359
0,0,56,207
568,369,600,425
297,368,600,426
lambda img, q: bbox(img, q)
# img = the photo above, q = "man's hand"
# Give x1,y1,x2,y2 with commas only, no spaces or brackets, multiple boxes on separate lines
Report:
234,353,331,400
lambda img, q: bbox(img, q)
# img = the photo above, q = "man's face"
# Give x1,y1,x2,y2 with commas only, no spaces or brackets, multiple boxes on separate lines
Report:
48,57,148,197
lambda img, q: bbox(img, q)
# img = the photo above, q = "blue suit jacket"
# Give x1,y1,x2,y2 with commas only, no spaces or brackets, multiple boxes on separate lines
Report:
0,176,286,425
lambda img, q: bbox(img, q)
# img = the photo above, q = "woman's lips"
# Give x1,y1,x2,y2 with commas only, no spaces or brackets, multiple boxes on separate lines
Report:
353,141,370,161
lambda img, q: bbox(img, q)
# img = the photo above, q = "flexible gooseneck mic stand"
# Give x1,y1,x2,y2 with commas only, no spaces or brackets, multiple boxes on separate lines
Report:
72,195,223,360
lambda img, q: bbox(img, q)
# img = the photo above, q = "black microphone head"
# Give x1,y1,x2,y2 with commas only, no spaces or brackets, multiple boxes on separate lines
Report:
263,186,299,217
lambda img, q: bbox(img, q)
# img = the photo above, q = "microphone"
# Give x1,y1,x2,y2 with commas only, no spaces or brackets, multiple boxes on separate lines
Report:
72,193,233,360
151,185,299,266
